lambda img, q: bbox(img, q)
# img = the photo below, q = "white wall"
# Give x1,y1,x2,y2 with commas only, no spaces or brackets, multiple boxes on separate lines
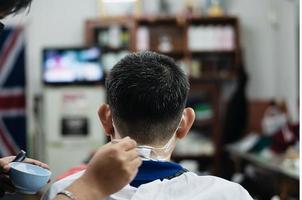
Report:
227,0,299,121
273,0,299,121
227,0,276,98
3,0,299,144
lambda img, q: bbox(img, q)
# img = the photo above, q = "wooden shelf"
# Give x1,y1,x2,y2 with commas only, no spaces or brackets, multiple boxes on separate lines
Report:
187,15,238,24
135,15,238,24
135,16,179,24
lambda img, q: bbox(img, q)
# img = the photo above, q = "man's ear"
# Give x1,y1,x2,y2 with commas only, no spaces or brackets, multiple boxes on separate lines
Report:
98,104,114,137
176,107,195,139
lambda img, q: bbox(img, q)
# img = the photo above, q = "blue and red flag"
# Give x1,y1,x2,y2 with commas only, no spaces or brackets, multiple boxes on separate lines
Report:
0,27,26,157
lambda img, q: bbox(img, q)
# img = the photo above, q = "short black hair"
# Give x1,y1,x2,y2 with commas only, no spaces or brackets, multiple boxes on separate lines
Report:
0,0,32,15
106,51,189,145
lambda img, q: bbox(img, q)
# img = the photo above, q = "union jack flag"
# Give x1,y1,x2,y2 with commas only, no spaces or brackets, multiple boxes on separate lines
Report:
0,27,26,157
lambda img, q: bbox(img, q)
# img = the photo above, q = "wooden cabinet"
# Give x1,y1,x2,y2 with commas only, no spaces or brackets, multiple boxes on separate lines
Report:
85,16,242,175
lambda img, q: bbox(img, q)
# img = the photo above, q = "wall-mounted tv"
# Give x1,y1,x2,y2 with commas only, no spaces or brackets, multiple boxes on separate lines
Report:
42,47,104,85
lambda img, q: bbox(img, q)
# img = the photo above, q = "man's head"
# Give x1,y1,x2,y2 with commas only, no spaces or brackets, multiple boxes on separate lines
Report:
0,0,32,31
99,51,195,147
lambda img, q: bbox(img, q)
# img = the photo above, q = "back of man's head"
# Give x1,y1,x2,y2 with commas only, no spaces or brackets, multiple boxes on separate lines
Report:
106,51,189,145
0,0,32,15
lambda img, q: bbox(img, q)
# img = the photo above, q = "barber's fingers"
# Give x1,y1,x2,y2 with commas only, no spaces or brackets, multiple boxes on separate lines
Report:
23,158,49,170
133,157,142,168
0,156,49,173
129,157,142,173
114,137,137,151
125,149,140,161
0,156,14,172
0,157,14,166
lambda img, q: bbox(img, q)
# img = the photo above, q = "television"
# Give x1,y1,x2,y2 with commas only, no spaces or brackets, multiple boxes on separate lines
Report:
42,47,104,85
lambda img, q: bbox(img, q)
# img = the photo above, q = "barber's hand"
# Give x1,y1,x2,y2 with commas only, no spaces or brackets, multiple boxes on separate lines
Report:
77,137,142,198
0,156,49,173
0,156,49,198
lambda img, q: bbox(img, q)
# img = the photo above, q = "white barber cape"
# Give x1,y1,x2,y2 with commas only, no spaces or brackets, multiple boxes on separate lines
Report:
42,170,253,200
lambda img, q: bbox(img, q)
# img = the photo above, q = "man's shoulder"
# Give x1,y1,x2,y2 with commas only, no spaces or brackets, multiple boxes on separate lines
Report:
133,172,253,200
186,173,239,185
188,173,253,199
184,173,250,192
42,170,253,200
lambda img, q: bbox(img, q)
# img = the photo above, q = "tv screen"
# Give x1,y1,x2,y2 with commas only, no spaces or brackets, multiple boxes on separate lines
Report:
43,47,104,85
